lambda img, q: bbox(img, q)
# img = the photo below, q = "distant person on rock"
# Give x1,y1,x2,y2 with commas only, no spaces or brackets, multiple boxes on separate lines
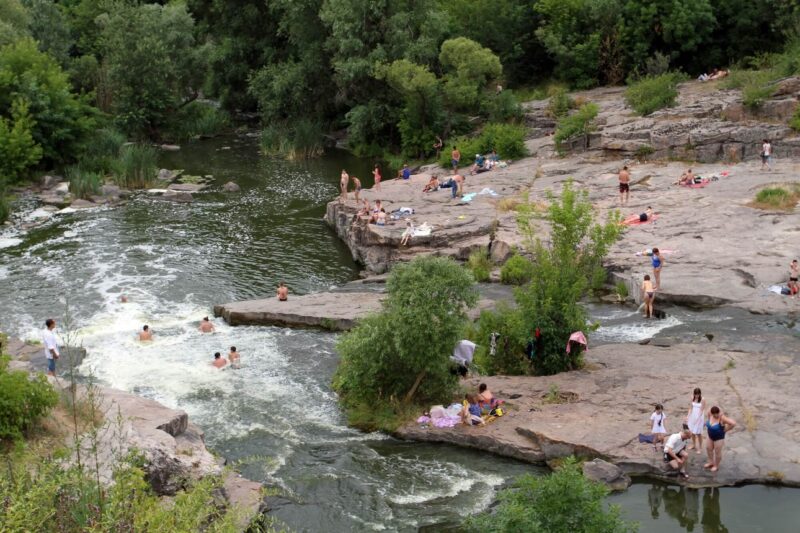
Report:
372,164,382,192
453,174,465,197
400,220,414,246
664,425,692,479
649,403,668,450
451,146,461,171
640,206,654,222
211,351,227,369
340,169,350,202
460,393,485,426
470,153,485,175
42,318,59,376
761,139,772,170
199,316,215,333
677,169,695,186
642,274,655,318
619,166,630,205
478,383,504,410
423,174,440,192
139,325,153,341
789,259,798,297
357,198,370,216
351,176,362,204
376,208,387,226
651,248,664,289
433,136,443,159
686,387,706,454
277,282,289,301
704,406,736,472
229,346,240,368
399,163,411,180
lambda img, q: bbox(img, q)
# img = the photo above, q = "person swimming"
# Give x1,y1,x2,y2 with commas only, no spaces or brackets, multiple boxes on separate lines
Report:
199,316,215,333
277,282,289,301
228,346,240,368
139,325,153,341
211,351,227,369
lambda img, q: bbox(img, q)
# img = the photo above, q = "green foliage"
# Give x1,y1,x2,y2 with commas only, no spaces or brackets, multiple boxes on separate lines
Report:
467,248,492,282
790,104,800,131
261,118,324,160
439,123,528,166
66,165,102,199
440,37,503,111
615,281,629,299
0,100,42,183
80,127,126,174
334,256,478,414
22,0,73,67
0,0,30,47
554,103,599,151
165,102,230,142
742,78,776,109
99,2,208,139
486,90,524,123
473,305,530,376
0,355,58,439
753,186,800,210
0,194,8,224
0,38,96,168
625,73,682,115
113,144,157,189
464,457,637,532
546,87,573,118
500,254,535,285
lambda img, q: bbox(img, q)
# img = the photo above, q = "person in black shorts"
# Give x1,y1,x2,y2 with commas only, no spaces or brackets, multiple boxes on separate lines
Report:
619,166,630,204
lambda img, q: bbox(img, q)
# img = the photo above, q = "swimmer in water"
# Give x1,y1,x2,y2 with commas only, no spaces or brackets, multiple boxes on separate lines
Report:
120,294,128,303
211,351,227,369
139,325,153,341
199,316,215,333
277,282,289,301
229,346,240,368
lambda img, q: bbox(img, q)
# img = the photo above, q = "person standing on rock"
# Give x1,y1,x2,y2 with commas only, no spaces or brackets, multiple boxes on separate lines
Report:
651,248,664,289
451,146,461,171
649,403,668,449
372,164,382,192
704,406,736,473
618,166,630,205
340,169,349,202
761,139,772,170
686,388,706,453
42,318,60,376
139,325,153,341
433,136,443,159
199,316,215,333
351,176,362,204
642,274,656,318
789,259,798,298
664,425,692,479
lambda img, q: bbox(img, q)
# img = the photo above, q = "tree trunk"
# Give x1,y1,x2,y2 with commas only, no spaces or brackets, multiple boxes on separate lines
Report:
404,370,427,403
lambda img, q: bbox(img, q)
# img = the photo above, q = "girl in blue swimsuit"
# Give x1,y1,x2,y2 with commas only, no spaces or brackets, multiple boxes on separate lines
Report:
651,247,664,289
705,406,737,472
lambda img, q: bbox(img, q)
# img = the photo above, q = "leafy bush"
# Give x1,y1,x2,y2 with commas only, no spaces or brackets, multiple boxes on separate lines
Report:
743,81,775,109
261,118,324,160
473,305,530,376
0,100,42,183
441,123,528,166
615,281,629,300
165,102,230,141
790,104,800,131
546,87,573,118
467,248,492,282
486,89,523,123
66,166,103,199
644,52,671,77
0,194,9,224
113,144,157,189
500,254,535,285
333,257,478,423
625,73,681,116
464,457,637,532
0,355,59,439
554,103,599,151
81,127,126,174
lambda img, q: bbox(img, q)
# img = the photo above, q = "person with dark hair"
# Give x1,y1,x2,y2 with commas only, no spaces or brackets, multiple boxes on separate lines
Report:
277,282,289,301
211,351,227,369
229,346,240,368
42,318,59,376
618,165,630,205
639,206,654,222
704,406,737,472
789,259,798,298
649,403,668,450
761,139,772,170
451,146,461,171
664,425,692,479
651,248,664,289
642,274,655,318
686,388,706,453
372,164,382,192
199,316,215,333
139,325,153,341
478,383,504,410
460,393,485,426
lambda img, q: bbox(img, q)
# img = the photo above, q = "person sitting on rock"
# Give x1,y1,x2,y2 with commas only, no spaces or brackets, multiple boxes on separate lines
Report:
677,169,694,186
460,393,485,426
277,282,289,301
199,316,215,333
663,425,692,479
423,175,440,192
211,352,227,369
369,200,383,223
376,208,387,226
400,220,414,246
470,154,485,175
139,325,153,341
477,383,504,410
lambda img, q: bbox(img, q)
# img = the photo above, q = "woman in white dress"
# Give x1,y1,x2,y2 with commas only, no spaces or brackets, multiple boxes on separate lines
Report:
686,387,706,453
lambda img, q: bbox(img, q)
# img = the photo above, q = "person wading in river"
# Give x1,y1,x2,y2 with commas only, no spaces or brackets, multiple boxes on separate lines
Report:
211,352,227,369
199,316,215,333
139,325,153,341
277,282,289,301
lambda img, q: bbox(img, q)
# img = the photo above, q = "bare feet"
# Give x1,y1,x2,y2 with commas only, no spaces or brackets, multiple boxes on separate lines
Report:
679,472,689,479
710,466,718,472
696,449,703,454
704,462,713,469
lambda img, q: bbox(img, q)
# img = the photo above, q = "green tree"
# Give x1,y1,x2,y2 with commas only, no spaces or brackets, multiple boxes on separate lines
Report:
464,458,637,532
98,2,208,139
0,0,30,46
22,0,73,67
439,37,502,111
0,38,95,167
0,99,42,183
0,354,58,439
334,256,478,413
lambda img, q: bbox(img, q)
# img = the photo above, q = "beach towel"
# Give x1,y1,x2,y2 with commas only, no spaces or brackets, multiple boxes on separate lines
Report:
566,331,587,353
622,214,659,226
413,222,432,237
461,193,476,202
477,188,498,196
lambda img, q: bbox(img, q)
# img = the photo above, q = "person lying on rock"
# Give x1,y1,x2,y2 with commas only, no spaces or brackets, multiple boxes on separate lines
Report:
639,206,654,222
211,351,227,369
663,425,692,479
477,383,504,410
460,393,485,426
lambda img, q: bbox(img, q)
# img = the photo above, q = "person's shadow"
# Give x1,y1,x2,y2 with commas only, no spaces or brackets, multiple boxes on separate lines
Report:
701,487,729,533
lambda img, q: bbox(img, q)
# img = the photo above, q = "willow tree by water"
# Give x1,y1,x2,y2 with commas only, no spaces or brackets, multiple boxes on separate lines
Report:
333,257,477,424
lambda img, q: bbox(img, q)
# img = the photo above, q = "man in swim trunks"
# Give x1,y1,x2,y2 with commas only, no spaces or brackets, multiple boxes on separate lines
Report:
451,146,461,171
199,316,215,333
211,352,227,369
664,426,692,479
277,282,289,301
139,325,153,341
619,166,630,205
789,259,798,298
639,206,654,222
351,176,361,203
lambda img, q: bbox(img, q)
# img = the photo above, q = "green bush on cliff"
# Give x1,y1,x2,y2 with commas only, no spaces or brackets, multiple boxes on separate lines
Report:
500,254,534,285
625,72,683,116
554,103,598,152
333,257,478,427
439,123,528,167
464,457,637,532
0,355,58,439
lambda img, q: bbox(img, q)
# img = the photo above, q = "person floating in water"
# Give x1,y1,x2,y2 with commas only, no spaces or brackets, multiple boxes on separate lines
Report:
228,346,240,368
120,294,129,303
277,282,289,301
139,325,153,341
199,316,215,333
211,351,227,369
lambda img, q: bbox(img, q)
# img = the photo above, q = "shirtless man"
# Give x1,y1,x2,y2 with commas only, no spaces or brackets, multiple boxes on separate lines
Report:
211,352,227,369
677,168,695,186
351,176,362,204
339,169,349,202
228,346,241,368
789,259,799,298
139,325,153,341
619,166,630,205
451,146,461,171
199,316,215,333
277,282,289,301
453,174,465,197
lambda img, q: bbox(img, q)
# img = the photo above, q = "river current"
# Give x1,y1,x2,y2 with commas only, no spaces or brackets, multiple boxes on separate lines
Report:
1,135,798,532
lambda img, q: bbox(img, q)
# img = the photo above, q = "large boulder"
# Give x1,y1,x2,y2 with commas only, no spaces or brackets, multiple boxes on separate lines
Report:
53,182,70,196
582,458,631,491
164,191,194,203
41,175,63,189
168,182,207,192
222,181,241,193
490,239,513,264
100,184,121,197
70,199,96,209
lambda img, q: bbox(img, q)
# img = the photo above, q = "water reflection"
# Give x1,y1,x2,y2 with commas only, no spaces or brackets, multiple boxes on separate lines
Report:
648,486,724,532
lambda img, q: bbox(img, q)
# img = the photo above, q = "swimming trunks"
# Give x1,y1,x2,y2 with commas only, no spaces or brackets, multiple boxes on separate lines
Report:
646,291,654,298
706,420,726,441
451,159,459,168
619,182,630,193
790,277,798,282
639,213,648,222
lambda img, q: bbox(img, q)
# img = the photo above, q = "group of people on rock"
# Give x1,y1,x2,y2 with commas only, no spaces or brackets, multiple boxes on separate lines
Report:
648,388,737,479
460,383,504,426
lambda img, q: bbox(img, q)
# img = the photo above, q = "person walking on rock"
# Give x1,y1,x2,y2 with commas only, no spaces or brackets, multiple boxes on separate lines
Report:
789,259,798,298
42,318,59,376
761,139,772,171
651,247,664,289
686,388,706,454
704,406,736,473
664,425,692,479
619,165,630,205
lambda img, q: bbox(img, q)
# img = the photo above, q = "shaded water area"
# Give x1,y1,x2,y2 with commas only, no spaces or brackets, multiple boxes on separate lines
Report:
1,135,798,531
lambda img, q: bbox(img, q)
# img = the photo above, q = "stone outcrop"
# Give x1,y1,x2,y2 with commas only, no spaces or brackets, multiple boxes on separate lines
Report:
582,459,631,491
223,181,241,192
396,342,800,488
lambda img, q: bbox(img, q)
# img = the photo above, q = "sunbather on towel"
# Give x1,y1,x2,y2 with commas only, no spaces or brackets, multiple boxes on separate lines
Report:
478,383,504,410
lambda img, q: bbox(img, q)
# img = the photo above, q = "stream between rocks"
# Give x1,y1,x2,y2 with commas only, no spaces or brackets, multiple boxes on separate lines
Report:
1,135,798,531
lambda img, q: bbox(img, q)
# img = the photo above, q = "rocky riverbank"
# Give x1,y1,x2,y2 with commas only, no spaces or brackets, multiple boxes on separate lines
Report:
396,341,800,489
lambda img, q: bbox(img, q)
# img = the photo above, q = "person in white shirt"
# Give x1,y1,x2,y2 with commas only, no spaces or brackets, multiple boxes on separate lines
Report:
42,318,60,376
664,426,692,479
649,403,668,450
761,139,772,170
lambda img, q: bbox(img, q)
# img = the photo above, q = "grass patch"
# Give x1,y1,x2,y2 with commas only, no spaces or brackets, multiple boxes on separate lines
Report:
439,123,528,167
467,248,492,282
767,470,785,482
66,166,103,199
749,186,800,211
723,359,736,371
541,384,579,405
722,69,778,109
615,281,629,300
554,103,599,153
113,143,157,189
500,254,534,285
496,197,521,212
625,73,683,116
546,86,574,118
342,400,422,433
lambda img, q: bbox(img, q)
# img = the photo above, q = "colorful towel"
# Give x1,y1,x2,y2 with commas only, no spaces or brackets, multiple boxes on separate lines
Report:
622,214,659,226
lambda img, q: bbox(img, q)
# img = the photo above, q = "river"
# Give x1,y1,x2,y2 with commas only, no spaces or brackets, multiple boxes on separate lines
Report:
1,135,798,532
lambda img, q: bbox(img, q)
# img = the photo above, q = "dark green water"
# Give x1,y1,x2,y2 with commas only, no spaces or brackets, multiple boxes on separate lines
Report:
1,134,798,531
